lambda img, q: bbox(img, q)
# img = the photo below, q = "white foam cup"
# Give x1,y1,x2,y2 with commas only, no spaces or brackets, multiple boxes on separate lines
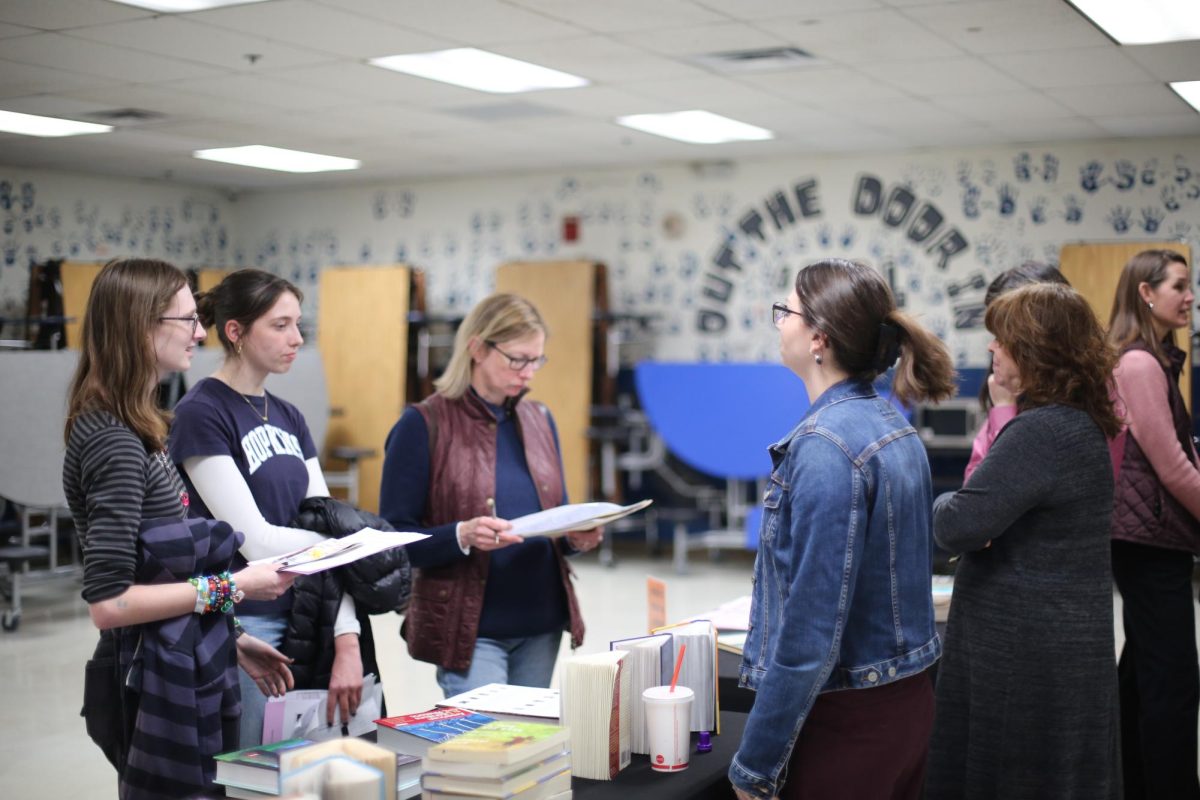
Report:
643,685,694,772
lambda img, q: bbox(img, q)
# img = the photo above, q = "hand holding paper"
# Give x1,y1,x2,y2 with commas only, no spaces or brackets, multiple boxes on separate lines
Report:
251,528,428,575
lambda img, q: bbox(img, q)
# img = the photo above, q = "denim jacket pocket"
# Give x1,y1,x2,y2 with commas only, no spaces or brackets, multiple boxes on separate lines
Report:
759,473,787,547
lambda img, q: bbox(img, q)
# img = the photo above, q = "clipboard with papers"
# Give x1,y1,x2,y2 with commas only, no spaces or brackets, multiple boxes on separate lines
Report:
509,499,653,539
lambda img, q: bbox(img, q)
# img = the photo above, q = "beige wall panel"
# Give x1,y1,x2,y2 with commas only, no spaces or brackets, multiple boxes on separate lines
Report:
318,265,410,512
196,268,232,349
496,261,596,503
61,261,104,349
1059,241,1191,411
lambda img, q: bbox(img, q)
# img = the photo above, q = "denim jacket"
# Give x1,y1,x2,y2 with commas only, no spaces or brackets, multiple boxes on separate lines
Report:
729,379,941,799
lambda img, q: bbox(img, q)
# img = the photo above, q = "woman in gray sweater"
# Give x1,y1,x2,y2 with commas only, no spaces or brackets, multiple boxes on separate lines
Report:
925,283,1123,800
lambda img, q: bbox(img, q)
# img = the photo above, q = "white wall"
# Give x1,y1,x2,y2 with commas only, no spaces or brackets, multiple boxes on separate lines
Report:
0,167,234,316
4,136,1199,368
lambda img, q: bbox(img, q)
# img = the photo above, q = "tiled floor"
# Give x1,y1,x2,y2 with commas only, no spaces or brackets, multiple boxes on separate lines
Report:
1,547,1197,797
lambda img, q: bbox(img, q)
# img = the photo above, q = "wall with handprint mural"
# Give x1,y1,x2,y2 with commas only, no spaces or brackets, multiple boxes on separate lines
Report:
3,136,1198,371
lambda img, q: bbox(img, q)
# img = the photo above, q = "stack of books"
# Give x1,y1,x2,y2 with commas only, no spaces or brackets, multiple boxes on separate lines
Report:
420,719,572,800
213,738,400,800
559,650,632,781
375,707,497,758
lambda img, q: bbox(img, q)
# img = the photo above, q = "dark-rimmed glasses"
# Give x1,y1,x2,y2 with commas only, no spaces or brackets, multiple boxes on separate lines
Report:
771,302,802,327
486,340,548,371
159,312,200,336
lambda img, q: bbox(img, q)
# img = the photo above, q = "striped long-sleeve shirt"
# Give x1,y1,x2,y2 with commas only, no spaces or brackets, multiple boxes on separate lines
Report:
63,410,187,603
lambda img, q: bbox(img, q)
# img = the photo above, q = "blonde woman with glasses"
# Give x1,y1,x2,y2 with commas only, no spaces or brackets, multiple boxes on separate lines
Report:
380,293,600,697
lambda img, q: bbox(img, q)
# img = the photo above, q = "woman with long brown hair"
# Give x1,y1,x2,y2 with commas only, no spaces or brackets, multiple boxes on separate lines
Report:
729,258,955,800
64,258,293,799
927,282,1122,799
1107,249,1200,800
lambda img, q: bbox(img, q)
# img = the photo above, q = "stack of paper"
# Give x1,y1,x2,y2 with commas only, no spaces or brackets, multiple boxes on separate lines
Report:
509,499,653,539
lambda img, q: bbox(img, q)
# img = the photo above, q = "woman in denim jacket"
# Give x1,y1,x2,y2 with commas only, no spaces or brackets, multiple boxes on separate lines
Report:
730,259,956,800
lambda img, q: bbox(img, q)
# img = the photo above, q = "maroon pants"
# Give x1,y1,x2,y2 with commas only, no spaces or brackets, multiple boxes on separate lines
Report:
779,670,934,800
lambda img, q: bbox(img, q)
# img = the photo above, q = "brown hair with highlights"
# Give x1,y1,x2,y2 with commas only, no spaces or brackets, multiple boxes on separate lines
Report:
1107,249,1189,367
64,258,188,450
986,282,1121,438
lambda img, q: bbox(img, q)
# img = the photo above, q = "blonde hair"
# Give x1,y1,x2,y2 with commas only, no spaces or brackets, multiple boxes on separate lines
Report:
434,293,547,399
65,258,188,450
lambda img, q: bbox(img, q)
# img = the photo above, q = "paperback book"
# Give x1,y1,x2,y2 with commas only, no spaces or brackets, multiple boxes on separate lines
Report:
559,650,632,780
214,738,314,793
424,719,570,767
608,632,673,755
375,707,497,757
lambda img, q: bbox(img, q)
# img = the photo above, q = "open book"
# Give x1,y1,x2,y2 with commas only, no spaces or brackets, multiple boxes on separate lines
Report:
510,499,653,539
250,528,428,575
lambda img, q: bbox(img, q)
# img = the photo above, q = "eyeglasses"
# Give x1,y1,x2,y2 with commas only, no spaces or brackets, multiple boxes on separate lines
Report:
771,302,802,327
486,340,548,371
159,312,200,336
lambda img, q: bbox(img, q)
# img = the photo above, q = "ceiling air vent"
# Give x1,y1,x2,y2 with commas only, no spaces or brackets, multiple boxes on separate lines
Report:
692,46,826,74
82,108,168,125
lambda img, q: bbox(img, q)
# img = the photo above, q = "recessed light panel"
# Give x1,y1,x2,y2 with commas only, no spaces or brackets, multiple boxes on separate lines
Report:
370,48,589,94
0,110,112,137
1068,0,1200,45
193,145,360,173
1170,81,1200,113
108,0,271,11
616,111,774,145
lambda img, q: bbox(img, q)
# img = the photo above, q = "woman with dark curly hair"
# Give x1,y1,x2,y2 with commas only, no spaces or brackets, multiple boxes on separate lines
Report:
926,282,1122,800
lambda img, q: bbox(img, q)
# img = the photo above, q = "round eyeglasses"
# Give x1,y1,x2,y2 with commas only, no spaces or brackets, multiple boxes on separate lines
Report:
771,302,802,327
159,312,201,336
486,340,548,371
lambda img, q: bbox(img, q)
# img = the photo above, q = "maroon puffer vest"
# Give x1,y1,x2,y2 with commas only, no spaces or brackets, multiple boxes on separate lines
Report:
401,390,585,670
1111,340,1200,555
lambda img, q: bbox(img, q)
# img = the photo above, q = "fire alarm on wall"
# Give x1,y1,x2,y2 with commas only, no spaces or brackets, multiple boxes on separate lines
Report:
562,215,580,243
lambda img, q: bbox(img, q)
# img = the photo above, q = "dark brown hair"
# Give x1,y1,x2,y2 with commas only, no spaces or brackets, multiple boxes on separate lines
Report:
794,258,956,406
196,268,303,356
987,283,1121,438
979,262,1070,410
1108,249,1189,366
65,258,188,450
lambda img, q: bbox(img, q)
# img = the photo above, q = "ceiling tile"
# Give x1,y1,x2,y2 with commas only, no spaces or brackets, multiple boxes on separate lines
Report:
0,59,118,98
615,22,789,56
1046,83,1191,116
2,32,225,82
507,86,671,118
190,0,452,58
927,90,1076,123
500,0,727,34
903,0,1110,54
989,117,1110,141
699,0,885,19
763,9,964,63
162,73,358,112
622,75,784,108
0,0,146,29
316,0,588,43
0,22,37,38
736,67,910,107
1093,113,1200,138
858,56,1027,94
492,36,710,84
70,16,333,72
1123,41,1200,83
986,47,1156,89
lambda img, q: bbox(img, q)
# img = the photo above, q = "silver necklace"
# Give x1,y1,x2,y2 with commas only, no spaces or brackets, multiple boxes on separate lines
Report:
154,449,190,511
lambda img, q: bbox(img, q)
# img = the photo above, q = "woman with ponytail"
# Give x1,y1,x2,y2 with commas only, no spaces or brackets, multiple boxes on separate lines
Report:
926,283,1122,800
729,259,955,800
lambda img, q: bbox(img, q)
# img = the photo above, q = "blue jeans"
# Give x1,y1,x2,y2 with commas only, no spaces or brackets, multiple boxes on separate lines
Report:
236,613,288,747
436,631,562,699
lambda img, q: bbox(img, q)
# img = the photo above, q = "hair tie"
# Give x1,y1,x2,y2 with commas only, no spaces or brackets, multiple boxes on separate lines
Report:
874,321,902,372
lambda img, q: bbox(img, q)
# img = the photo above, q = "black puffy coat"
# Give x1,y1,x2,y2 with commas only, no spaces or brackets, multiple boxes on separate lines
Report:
282,497,413,690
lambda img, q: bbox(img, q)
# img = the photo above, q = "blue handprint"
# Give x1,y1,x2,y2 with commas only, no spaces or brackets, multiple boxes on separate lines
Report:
1107,206,1132,234
998,184,1017,216
1014,152,1033,182
1139,207,1164,234
1080,161,1104,193
1112,160,1136,191
1064,195,1083,224
1042,154,1059,183
1030,198,1047,225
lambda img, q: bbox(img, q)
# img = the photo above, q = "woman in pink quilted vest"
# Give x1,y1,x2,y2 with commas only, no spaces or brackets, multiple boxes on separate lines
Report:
1107,249,1200,800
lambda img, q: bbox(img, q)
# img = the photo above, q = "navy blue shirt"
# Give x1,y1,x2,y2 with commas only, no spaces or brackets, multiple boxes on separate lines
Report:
379,394,570,640
169,377,317,614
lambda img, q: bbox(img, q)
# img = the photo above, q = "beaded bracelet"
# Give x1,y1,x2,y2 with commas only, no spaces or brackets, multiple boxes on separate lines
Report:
188,571,244,614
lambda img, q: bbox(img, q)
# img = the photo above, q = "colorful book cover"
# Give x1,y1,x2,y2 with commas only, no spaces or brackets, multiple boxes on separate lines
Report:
376,707,496,743
426,720,569,765
215,737,314,769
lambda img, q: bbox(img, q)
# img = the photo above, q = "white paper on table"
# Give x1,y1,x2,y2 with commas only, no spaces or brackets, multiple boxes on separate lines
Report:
509,499,653,539
249,528,428,575
262,674,383,743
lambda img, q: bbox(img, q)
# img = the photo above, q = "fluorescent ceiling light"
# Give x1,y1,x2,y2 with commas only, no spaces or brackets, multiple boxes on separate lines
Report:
1068,0,1200,45
1171,81,1200,112
616,110,774,145
0,110,112,137
193,145,360,173
369,48,589,94
107,0,270,11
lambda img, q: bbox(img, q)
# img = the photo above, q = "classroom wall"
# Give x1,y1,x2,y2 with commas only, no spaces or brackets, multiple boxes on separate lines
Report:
3,136,1199,371
0,167,235,319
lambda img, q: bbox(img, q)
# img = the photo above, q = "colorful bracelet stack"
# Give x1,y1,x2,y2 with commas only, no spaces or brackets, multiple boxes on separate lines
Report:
187,571,242,614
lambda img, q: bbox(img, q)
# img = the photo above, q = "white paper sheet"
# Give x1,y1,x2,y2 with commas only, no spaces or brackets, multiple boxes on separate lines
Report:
262,674,383,743
509,499,653,539
250,528,428,575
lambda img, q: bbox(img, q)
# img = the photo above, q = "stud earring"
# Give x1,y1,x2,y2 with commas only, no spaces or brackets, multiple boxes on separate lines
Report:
814,353,823,365
1147,301,1154,310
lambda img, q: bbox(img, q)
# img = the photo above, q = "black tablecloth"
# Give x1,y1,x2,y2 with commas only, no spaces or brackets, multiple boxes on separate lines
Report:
573,711,747,800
